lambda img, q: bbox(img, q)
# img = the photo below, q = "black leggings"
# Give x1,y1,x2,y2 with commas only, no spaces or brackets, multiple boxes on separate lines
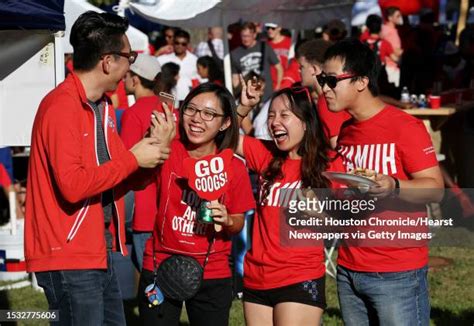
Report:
138,269,233,326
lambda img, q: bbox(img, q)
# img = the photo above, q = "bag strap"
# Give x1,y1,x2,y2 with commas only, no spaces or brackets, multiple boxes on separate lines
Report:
202,229,215,269
365,39,381,56
259,41,266,74
207,40,219,61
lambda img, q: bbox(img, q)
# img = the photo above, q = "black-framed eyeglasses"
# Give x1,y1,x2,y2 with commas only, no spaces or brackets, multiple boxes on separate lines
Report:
183,106,225,121
317,73,356,89
102,51,138,64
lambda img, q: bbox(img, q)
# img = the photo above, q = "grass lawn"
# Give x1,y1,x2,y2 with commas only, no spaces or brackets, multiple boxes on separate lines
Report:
1,246,473,325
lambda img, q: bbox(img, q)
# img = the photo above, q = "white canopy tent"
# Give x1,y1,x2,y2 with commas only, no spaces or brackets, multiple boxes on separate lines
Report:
0,32,63,147
128,0,354,29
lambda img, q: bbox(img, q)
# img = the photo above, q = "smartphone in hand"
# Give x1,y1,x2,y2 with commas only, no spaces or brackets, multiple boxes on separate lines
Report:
158,92,176,109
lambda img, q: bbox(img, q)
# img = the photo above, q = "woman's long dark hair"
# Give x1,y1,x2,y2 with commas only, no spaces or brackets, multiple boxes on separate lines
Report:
155,62,180,94
179,82,239,151
260,87,330,203
197,56,224,84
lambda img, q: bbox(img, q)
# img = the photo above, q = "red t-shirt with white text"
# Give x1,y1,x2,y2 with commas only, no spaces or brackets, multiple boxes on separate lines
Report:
243,136,331,290
142,140,255,279
336,106,438,272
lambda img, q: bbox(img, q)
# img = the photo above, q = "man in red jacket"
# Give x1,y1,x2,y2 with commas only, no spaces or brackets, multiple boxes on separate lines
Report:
25,11,174,325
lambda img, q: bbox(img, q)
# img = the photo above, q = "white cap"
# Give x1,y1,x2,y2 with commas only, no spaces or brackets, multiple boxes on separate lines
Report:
130,54,161,81
265,23,279,28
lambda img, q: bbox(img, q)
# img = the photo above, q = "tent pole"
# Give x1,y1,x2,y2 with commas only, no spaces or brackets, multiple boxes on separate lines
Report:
54,31,65,86
8,190,17,235
456,0,469,46
114,0,127,17
288,29,298,63
222,12,233,96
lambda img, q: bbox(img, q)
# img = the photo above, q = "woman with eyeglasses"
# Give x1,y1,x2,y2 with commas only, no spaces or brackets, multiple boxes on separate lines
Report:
138,83,255,326
235,82,334,325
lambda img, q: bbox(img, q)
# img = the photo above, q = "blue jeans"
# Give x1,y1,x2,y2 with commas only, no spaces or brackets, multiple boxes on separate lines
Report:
35,252,126,326
337,265,430,326
131,231,152,271
231,210,254,277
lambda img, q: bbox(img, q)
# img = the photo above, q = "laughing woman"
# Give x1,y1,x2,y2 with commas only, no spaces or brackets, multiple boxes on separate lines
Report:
139,83,255,326
235,85,332,326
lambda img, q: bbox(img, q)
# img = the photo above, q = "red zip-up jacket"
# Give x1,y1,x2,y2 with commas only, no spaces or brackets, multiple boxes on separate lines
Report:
25,73,141,272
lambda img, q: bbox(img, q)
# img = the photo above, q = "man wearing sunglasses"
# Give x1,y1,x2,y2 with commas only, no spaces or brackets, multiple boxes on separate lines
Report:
296,39,351,149
25,11,174,325
322,39,443,326
265,23,291,90
157,29,199,103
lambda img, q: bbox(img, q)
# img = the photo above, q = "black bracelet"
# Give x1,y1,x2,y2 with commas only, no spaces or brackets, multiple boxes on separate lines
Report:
392,176,400,195
237,111,247,119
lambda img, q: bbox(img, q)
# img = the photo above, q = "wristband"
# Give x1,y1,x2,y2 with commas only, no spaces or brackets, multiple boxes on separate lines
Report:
237,111,248,119
392,176,400,195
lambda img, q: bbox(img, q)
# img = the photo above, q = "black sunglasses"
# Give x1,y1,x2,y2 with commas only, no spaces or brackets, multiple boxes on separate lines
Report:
316,73,356,89
174,41,188,46
102,51,138,64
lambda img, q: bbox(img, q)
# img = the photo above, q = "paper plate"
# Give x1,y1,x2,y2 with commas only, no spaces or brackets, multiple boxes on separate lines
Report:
322,171,378,188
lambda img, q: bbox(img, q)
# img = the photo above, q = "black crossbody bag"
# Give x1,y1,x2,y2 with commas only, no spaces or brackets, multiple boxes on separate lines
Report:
152,232,215,301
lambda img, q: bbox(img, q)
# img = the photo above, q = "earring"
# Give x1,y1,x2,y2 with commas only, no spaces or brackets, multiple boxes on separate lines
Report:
219,127,224,131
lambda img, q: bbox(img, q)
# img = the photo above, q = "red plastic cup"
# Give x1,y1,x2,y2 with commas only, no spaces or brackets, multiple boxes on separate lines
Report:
429,95,441,109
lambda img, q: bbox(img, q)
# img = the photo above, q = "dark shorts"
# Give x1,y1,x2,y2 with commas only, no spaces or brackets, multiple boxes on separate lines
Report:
243,276,326,309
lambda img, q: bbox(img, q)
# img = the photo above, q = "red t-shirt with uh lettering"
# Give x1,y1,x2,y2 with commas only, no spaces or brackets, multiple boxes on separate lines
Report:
336,105,439,272
142,140,255,279
243,136,335,290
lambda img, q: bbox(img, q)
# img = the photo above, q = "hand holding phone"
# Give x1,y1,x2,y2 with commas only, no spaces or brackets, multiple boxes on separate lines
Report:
158,92,175,110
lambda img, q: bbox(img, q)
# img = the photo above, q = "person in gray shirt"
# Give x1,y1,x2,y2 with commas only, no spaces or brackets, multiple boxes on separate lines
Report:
231,22,283,100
